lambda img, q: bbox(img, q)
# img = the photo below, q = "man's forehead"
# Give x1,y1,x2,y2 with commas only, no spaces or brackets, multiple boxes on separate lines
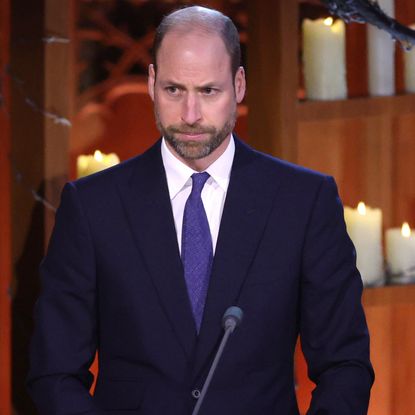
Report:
156,30,230,73
158,28,226,55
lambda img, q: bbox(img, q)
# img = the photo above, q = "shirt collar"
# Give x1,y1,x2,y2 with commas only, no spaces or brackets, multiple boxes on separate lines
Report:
161,135,235,200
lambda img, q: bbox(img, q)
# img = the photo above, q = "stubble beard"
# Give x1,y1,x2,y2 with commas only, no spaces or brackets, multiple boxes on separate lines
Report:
155,108,237,161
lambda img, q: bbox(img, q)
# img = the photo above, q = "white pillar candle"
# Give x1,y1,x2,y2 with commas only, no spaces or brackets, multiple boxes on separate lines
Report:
367,0,395,96
344,202,384,286
77,150,120,178
386,223,415,281
303,17,347,100
404,24,415,93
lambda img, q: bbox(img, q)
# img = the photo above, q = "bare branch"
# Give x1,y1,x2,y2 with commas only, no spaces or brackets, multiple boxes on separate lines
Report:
321,0,415,49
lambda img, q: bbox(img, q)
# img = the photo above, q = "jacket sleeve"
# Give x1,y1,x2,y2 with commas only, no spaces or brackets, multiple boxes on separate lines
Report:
300,176,375,414
27,182,103,415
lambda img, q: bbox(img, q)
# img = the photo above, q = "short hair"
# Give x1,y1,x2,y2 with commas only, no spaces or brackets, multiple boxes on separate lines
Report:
152,6,241,78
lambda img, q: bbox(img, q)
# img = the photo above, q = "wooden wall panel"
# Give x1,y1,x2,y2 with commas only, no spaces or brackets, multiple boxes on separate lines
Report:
297,118,365,205
346,22,368,97
297,114,396,228
43,0,74,238
390,304,415,415
10,1,72,413
10,1,46,412
396,0,415,93
247,0,298,161
0,0,12,413
362,115,394,229
365,304,393,415
394,113,415,227
364,286,415,415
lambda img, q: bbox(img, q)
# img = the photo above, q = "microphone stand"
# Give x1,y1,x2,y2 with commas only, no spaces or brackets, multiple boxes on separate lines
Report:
191,306,243,415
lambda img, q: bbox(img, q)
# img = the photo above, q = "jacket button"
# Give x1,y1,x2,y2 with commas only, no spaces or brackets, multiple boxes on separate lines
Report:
191,389,201,399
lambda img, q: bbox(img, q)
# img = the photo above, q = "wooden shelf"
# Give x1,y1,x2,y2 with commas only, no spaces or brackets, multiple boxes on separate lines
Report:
297,94,415,122
363,283,415,307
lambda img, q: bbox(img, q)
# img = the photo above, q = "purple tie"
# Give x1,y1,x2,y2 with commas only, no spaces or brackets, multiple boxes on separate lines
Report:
181,172,213,332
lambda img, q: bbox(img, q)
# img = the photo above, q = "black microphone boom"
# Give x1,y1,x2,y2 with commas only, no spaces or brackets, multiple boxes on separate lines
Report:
191,306,244,415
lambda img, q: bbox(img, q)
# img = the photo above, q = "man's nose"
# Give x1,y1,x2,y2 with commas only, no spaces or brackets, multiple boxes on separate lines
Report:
181,94,202,125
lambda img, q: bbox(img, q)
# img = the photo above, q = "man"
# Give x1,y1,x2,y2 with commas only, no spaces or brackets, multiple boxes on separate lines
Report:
28,5,374,415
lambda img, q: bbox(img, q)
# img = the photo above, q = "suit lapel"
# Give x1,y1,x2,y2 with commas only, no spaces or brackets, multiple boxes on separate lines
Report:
117,141,197,360
192,139,282,379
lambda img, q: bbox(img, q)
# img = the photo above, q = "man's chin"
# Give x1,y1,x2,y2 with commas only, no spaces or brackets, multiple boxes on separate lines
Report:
164,129,231,161
172,141,212,160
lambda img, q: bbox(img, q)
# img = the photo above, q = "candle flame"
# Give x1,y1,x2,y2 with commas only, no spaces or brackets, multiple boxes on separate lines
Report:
324,17,334,26
94,150,103,162
402,222,411,238
357,202,366,216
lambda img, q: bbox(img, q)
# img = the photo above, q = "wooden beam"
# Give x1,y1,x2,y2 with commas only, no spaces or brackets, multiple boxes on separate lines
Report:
0,0,12,413
10,1,72,413
43,0,73,240
247,0,298,161
10,2,46,412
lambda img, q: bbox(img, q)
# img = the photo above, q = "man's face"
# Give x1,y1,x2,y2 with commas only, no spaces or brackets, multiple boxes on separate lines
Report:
148,30,246,169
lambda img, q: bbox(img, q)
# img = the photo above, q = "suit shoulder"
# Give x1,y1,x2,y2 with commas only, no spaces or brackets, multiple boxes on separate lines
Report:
249,147,330,188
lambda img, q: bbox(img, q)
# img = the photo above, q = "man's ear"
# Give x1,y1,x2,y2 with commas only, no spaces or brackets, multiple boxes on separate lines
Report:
148,64,156,101
234,66,246,104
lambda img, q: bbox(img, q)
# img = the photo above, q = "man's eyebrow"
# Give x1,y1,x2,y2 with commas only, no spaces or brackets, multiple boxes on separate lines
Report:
197,82,219,89
159,80,220,90
159,80,185,88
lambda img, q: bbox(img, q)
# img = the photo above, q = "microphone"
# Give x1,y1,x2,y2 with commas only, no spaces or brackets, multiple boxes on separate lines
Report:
191,306,244,415
222,306,243,332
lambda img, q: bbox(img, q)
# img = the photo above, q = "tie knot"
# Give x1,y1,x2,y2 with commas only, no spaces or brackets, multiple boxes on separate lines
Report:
191,172,210,195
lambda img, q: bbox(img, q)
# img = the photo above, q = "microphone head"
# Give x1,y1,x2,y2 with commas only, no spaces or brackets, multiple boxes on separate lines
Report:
222,306,243,332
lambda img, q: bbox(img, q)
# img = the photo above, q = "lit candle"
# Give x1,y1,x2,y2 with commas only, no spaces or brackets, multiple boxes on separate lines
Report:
344,202,384,286
386,223,415,281
404,24,415,93
302,17,347,100
367,0,395,96
77,150,120,178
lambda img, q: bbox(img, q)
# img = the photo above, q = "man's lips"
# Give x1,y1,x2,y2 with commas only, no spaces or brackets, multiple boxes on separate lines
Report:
175,132,208,140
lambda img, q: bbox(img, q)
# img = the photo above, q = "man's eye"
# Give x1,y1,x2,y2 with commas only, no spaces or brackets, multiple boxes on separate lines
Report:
203,87,216,95
166,86,180,95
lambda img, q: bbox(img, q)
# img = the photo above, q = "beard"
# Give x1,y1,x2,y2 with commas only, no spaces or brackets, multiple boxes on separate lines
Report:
154,109,237,160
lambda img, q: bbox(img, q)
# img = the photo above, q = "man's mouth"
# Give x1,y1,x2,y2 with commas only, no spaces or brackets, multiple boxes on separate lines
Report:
176,131,209,140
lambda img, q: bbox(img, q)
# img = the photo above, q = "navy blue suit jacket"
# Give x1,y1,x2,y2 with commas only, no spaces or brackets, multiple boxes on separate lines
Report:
28,138,374,414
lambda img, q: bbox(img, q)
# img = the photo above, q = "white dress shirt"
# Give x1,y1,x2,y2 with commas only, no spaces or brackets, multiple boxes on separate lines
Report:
161,136,235,255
